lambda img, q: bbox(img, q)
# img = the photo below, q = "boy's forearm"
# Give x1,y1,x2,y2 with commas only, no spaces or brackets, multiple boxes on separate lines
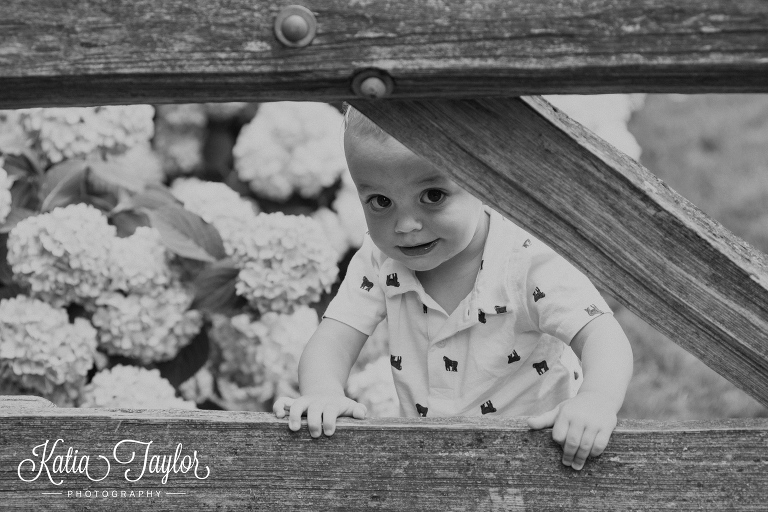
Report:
298,318,368,396
572,315,634,411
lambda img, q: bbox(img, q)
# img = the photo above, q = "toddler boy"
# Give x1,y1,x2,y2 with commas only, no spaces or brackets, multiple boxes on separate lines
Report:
274,106,633,471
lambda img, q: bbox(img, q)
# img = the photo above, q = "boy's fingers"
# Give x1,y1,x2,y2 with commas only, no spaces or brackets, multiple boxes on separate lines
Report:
561,424,584,466
306,403,324,438
288,397,308,431
571,428,597,471
591,429,612,457
351,403,367,420
527,406,559,430
551,415,569,446
273,397,293,418
322,404,340,436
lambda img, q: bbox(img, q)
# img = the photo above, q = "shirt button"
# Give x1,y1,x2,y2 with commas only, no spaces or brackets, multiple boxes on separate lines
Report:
436,341,446,349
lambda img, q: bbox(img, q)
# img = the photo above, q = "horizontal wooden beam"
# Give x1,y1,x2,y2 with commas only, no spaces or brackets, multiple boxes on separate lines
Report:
351,97,768,409
0,400,766,510
2,0,768,108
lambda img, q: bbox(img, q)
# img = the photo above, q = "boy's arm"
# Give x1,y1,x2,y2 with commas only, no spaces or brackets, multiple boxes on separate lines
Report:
527,314,633,470
273,317,369,437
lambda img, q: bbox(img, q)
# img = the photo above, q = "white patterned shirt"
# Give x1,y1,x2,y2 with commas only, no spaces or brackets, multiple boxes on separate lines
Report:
324,207,612,418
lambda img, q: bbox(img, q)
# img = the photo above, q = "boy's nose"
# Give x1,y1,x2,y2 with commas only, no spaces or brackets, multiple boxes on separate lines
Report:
394,214,422,233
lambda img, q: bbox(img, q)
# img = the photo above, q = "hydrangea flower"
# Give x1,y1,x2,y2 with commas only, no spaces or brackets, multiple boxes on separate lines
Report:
90,283,203,364
17,105,155,164
346,356,400,418
332,171,367,250
0,296,97,406
7,203,116,307
154,104,206,175
170,177,259,233
0,159,14,224
211,307,318,406
225,212,338,313
311,207,350,261
178,366,215,404
107,227,173,294
80,365,196,409
233,102,347,200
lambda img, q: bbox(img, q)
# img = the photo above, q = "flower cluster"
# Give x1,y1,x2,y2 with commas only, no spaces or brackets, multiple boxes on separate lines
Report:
16,105,155,164
332,171,367,249
7,203,116,307
233,102,347,200
79,365,196,409
0,159,14,224
211,307,318,406
347,356,400,418
108,227,173,294
154,104,206,175
0,296,97,406
170,177,259,233
90,283,203,364
224,212,338,313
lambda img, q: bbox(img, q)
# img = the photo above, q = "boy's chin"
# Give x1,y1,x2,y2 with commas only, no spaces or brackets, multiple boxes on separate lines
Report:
395,257,442,273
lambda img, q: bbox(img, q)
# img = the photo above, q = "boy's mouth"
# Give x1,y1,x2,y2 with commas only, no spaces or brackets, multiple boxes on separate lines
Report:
398,240,438,257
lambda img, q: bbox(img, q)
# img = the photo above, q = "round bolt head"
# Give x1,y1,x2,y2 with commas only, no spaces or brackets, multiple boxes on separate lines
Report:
359,77,387,99
274,5,317,48
281,14,309,43
351,69,395,99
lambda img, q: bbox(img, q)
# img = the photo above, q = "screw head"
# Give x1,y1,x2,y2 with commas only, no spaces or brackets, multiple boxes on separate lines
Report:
274,6,317,48
351,69,395,99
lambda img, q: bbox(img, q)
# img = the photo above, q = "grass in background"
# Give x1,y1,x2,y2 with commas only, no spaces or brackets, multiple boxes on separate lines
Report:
617,94,768,420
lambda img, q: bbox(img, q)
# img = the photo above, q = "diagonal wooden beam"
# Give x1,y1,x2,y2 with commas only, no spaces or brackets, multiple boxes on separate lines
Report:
2,0,768,108
1,402,767,510
351,97,768,408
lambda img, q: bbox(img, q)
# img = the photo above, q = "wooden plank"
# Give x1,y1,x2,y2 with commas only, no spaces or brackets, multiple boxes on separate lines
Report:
0,403,766,510
1,0,768,108
351,97,768,408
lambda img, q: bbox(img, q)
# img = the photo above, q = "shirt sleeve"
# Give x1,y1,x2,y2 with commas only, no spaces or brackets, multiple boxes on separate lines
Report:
518,234,613,345
323,235,387,336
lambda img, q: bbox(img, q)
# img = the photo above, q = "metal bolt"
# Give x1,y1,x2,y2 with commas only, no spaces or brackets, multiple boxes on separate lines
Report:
351,69,395,99
274,5,317,48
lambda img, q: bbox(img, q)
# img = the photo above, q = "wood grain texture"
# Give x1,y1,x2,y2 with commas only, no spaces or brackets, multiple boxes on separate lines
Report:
0,403,766,511
351,97,768,409
2,0,768,108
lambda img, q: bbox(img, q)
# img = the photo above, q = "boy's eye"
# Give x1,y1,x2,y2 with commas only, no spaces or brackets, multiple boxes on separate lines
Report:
368,195,392,210
422,189,445,204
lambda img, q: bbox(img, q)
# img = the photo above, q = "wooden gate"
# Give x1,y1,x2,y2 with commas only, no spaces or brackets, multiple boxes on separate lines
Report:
1,1,767,509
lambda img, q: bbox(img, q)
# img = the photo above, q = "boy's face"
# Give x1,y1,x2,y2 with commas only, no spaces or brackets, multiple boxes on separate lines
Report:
345,132,484,272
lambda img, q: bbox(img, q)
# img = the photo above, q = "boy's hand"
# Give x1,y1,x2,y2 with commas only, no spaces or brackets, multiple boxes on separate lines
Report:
273,395,367,438
526,391,617,471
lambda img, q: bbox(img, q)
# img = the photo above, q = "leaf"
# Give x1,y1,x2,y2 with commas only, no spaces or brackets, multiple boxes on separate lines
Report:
2,153,42,179
191,261,246,315
109,209,151,238
0,207,37,234
144,204,226,262
156,327,211,389
39,159,88,212
85,154,146,196
10,179,40,211
128,184,182,211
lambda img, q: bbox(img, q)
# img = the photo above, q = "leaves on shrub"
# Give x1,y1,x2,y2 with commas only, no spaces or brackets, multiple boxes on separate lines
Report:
156,326,211,389
144,204,226,262
109,209,151,238
126,183,182,211
38,159,88,212
0,207,37,234
2,152,43,179
191,260,246,315
85,154,147,196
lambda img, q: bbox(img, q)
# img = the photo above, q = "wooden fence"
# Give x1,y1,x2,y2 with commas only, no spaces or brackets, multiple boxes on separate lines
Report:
1,0,767,509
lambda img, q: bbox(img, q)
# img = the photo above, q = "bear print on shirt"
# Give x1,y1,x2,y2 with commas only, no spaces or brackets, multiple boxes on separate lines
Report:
416,403,428,417
390,355,402,371
478,309,486,323
386,273,400,287
508,350,520,364
585,304,604,316
480,400,497,414
494,305,507,314
360,276,373,291
533,287,546,302
443,356,458,372
533,360,549,375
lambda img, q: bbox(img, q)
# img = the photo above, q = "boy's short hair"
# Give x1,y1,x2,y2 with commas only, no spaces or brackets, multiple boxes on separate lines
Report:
342,102,391,142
